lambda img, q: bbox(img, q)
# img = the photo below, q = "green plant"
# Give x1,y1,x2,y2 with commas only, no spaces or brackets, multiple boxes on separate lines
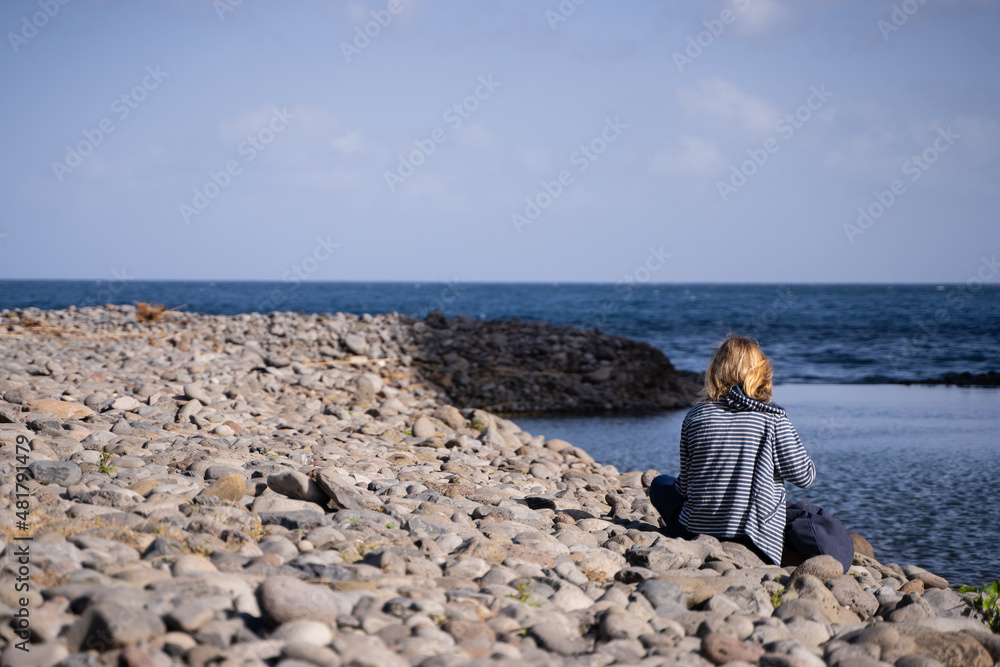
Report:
468,418,485,431
357,540,376,557
385,523,394,529
349,518,359,525
243,514,265,542
98,451,116,475
770,588,787,609
402,428,413,437
507,580,533,604
959,580,1000,632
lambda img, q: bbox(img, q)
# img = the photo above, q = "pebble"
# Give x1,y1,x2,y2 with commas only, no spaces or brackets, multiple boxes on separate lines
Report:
171,554,217,576
271,620,334,646
412,416,436,439
791,555,846,583
257,576,350,626
701,631,766,664
1,642,69,667
198,473,247,502
65,602,166,651
111,395,143,411
343,333,368,355
28,460,82,486
528,622,590,656
26,398,94,419
909,570,950,590
267,470,328,504
183,382,212,404
176,399,202,423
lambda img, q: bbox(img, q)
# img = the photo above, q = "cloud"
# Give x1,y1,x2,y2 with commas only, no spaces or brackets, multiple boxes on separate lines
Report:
512,146,551,173
821,96,1000,196
237,105,387,195
388,170,473,214
331,130,368,154
651,134,726,176
732,0,793,36
678,77,780,139
334,0,425,29
453,123,498,150
219,107,292,144
939,115,1000,194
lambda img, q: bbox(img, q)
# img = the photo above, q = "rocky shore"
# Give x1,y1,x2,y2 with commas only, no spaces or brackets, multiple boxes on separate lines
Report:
0,306,996,667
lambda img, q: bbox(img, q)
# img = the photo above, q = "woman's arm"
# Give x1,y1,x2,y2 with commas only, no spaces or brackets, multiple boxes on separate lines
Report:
773,414,816,488
675,417,690,497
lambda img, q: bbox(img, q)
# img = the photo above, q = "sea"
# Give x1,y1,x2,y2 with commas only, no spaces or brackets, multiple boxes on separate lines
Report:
1,281,998,585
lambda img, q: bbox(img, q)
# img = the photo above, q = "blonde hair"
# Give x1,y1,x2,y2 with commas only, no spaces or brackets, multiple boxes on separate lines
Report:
702,335,773,402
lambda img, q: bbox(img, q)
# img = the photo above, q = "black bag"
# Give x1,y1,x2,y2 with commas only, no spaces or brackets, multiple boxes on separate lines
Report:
784,499,854,574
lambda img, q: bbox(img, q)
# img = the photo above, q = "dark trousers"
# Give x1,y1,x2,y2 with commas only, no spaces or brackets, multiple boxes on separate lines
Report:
647,473,772,564
647,474,696,539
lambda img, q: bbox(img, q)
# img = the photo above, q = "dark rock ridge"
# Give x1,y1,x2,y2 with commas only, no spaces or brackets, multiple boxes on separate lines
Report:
414,309,700,414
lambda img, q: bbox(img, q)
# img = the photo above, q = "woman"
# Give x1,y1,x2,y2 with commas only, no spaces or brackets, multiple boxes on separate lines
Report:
647,335,816,566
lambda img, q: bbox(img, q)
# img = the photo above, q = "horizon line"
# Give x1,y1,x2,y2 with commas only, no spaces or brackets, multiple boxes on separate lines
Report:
0,278,992,287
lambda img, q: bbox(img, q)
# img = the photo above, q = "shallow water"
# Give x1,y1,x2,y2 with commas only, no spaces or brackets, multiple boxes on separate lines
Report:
518,384,1000,586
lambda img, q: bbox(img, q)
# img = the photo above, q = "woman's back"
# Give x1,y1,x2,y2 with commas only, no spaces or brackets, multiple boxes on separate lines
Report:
647,335,828,567
677,385,816,564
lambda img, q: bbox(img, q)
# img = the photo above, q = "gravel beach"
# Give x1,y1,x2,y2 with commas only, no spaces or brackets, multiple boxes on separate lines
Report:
0,305,995,667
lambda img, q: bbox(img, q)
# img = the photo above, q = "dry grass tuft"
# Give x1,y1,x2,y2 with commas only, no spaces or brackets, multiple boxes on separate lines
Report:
136,302,167,322
19,313,44,328
581,567,611,583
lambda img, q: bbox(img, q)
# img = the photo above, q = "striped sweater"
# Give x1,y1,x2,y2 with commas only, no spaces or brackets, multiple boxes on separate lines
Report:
675,385,816,565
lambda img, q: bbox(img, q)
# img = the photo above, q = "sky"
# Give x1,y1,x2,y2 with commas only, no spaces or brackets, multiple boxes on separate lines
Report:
1,0,998,283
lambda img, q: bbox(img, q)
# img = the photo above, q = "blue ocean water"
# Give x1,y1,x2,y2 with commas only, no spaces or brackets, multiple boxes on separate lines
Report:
2,280,998,583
